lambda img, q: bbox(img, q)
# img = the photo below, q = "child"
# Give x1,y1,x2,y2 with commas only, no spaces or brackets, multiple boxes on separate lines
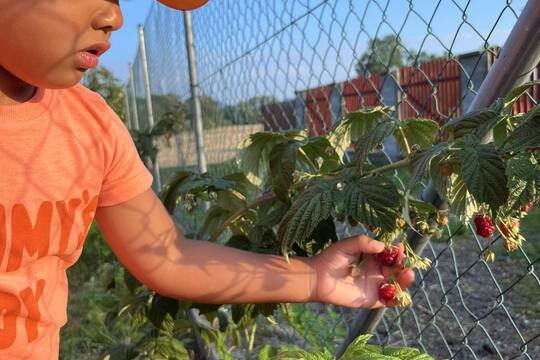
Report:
0,0,414,358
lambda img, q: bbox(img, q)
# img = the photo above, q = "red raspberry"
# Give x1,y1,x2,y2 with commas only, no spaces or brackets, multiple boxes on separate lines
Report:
474,214,494,238
378,283,396,302
499,218,519,238
376,246,399,266
520,203,534,212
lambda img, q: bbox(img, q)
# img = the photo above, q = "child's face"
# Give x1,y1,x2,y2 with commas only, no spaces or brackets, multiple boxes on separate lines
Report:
0,0,123,90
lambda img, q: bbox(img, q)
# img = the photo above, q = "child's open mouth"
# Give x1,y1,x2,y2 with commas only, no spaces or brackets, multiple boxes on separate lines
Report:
76,51,99,69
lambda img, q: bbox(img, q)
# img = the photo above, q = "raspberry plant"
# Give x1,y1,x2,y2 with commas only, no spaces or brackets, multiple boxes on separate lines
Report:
107,81,539,358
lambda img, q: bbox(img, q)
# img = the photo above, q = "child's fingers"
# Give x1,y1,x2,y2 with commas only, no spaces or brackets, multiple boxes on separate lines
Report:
396,268,415,289
337,235,385,256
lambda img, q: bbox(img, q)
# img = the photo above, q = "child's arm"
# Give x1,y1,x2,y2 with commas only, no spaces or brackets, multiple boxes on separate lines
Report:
95,188,413,308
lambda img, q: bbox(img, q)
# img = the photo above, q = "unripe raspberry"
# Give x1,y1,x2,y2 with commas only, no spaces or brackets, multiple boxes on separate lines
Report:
499,218,519,238
376,245,400,266
474,214,494,238
378,283,396,302
437,214,449,226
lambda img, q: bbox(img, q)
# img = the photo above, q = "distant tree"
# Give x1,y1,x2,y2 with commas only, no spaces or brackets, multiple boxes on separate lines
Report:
355,34,438,76
181,95,231,128
223,96,277,124
82,66,127,123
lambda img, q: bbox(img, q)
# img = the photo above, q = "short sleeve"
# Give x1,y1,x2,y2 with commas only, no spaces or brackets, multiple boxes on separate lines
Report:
97,104,154,207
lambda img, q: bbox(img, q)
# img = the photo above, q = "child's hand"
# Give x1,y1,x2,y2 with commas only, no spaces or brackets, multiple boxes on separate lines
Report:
309,235,415,308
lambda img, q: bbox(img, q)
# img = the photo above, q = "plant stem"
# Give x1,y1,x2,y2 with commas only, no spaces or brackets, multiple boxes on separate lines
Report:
362,158,411,176
209,192,277,242
398,126,412,156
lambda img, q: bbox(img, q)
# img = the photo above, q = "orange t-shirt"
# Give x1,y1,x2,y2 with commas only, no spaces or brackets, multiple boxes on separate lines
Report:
0,83,154,359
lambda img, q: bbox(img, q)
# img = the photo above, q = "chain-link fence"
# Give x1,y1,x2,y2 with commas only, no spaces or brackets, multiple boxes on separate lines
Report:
125,0,539,358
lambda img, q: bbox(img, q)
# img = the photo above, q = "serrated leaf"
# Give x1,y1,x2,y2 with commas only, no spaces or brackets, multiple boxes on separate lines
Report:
407,143,449,191
409,355,435,360
382,346,421,358
503,80,540,108
270,142,300,202
200,206,232,239
501,104,540,153
443,108,499,140
340,334,372,359
355,120,398,166
328,106,394,160
449,173,479,222
429,154,451,199
237,131,305,187
459,143,508,210
343,176,401,231
506,154,540,211
408,198,438,217
298,136,341,173
277,184,335,254
394,119,439,152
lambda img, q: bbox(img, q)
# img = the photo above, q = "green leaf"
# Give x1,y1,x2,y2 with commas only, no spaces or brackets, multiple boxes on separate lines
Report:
269,142,300,202
216,189,246,212
449,173,479,222
506,154,540,212
459,143,508,210
343,176,401,231
394,119,439,152
429,154,451,199
277,183,335,254
355,120,398,166
328,106,394,160
409,355,435,360
200,206,232,238
237,131,306,187
297,217,338,256
178,175,234,195
503,80,540,108
443,108,500,140
382,346,420,358
298,136,341,173
159,170,195,213
408,198,438,217
501,104,540,153
407,143,449,191
258,345,279,360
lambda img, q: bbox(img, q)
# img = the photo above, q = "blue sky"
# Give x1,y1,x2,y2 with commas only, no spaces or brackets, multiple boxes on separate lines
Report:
101,0,527,99
99,0,154,83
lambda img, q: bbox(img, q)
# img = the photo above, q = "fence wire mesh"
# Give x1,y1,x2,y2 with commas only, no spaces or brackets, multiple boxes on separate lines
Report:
125,0,539,358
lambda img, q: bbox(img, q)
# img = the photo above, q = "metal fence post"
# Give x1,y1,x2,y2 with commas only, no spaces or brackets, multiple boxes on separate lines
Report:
138,24,162,192
183,11,208,176
335,0,540,357
124,85,132,130
128,63,140,131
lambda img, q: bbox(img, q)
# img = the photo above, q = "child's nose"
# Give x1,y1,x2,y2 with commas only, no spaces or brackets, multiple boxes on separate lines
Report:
91,2,124,34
